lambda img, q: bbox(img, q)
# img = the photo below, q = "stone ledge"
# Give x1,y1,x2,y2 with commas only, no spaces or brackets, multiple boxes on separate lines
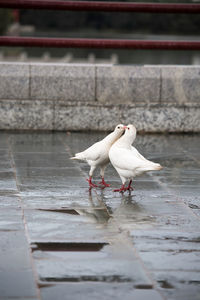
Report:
55,100,200,108
30,63,95,102
54,103,200,132
0,100,53,130
0,62,200,105
161,66,200,105
0,63,200,131
0,63,29,100
96,65,161,104
0,99,198,132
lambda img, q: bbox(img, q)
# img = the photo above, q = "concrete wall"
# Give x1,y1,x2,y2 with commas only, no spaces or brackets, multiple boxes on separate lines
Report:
0,62,199,132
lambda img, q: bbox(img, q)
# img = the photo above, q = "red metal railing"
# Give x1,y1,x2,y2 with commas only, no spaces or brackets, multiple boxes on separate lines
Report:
0,0,200,50
0,0,200,14
1,36,200,50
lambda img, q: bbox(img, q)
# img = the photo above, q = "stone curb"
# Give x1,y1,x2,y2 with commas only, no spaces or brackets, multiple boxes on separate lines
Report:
0,62,199,132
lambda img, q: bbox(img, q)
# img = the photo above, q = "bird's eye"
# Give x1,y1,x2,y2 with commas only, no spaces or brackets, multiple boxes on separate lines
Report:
128,127,130,130
117,126,120,129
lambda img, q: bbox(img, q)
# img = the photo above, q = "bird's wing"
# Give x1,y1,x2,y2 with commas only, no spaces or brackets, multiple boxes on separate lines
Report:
110,147,142,170
131,146,147,161
78,141,104,161
110,146,162,173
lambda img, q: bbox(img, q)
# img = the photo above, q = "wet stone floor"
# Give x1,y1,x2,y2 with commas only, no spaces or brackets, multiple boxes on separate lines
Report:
0,131,200,300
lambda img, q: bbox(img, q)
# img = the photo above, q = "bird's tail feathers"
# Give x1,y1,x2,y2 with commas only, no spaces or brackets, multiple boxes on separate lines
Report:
139,162,163,172
70,152,85,160
148,162,163,171
154,163,163,171
70,156,79,160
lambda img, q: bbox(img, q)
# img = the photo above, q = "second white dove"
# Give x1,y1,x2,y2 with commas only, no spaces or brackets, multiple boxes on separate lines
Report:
109,124,162,192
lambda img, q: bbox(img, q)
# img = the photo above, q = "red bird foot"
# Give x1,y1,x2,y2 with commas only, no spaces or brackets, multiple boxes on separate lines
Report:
126,180,134,191
126,186,134,191
86,177,98,189
113,184,127,193
99,177,110,188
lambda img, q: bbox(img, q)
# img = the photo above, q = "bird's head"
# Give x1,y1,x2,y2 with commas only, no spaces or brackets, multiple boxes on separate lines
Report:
114,124,126,135
124,124,137,143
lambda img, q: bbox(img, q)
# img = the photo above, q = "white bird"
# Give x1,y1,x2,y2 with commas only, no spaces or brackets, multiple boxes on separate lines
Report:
109,124,163,192
71,124,125,188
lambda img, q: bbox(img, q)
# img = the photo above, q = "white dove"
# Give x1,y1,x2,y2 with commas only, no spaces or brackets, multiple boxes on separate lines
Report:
70,124,125,188
109,124,163,192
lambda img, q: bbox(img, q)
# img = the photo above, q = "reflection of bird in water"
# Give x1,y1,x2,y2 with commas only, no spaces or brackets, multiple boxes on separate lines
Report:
76,190,110,224
75,191,154,228
111,194,155,225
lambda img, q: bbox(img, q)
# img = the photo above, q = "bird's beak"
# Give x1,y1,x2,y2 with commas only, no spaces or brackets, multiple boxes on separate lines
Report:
123,126,127,129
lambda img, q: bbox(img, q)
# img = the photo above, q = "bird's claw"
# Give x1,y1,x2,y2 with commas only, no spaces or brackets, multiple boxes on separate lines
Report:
126,186,134,191
113,183,134,193
86,177,110,189
99,181,110,188
98,177,110,188
86,178,98,188
113,185,127,193
113,188,126,193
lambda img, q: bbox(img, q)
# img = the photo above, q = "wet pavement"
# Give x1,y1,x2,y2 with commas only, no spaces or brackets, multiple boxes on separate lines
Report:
0,131,200,300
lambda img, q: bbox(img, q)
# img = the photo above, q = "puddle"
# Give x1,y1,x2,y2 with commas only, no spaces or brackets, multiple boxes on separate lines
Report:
134,284,153,289
38,282,54,288
0,229,18,232
40,275,135,283
37,208,80,215
188,204,199,209
32,242,108,252
158,280,174,289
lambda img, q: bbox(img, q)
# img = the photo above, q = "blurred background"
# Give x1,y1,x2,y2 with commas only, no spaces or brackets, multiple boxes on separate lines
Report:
0,0,200,64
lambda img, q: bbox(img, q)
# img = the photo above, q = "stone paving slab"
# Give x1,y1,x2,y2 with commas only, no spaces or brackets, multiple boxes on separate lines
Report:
152,271,200,300
0,209,38,299
8,132,65,153
20,194,103,210
34,249,152,286
0,230,37,299
24,209,112,243
13,152,75,168
40,283,163,300
0,193,20,208
0,131,200,300
139,248,200,271
0,270,37,299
